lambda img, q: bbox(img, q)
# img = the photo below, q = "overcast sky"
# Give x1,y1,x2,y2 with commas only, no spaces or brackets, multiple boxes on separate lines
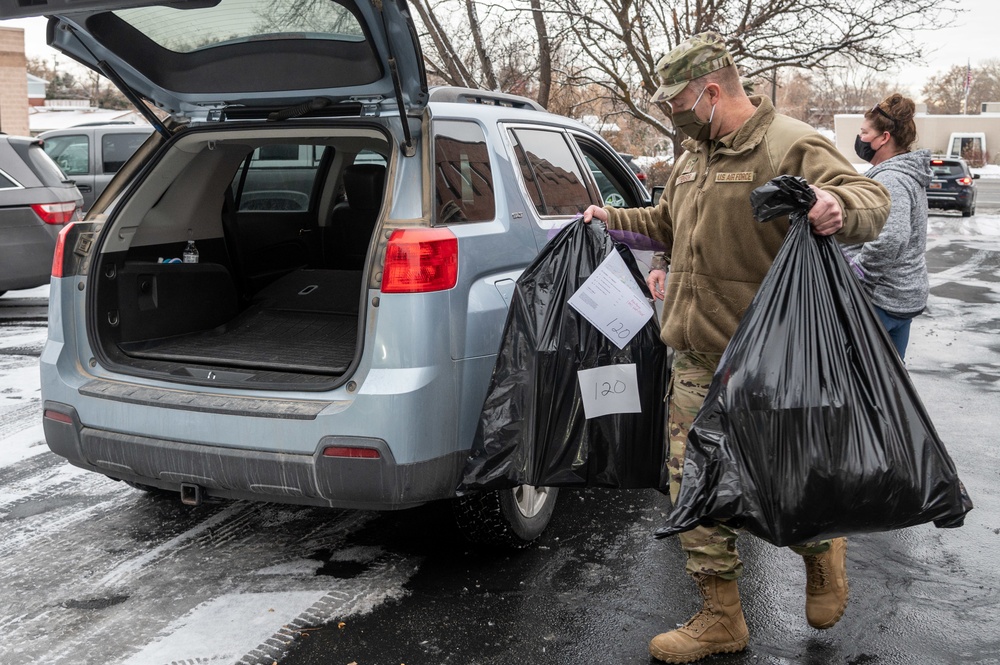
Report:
3,2,999,102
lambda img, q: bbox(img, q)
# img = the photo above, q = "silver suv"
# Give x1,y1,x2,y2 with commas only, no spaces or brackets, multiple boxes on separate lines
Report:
4,0,649,545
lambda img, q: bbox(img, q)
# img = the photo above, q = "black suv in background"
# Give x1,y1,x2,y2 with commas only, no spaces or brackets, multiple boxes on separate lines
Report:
0,134,83,295
926,157,979,217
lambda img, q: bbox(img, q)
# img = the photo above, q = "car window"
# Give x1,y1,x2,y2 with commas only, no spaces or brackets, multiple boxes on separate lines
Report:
509,128,590,217
26,144,73,187
232,144,330,212
113,0,365,53
354,149,387,167
0,170,20,189
42,134,89,176
930,162,964,177
433,120,495,224
577,140,643,208
102,133,150,173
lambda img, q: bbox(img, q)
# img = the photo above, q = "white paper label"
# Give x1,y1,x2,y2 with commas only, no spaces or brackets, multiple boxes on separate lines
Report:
568,251,654,349
577,363,642,419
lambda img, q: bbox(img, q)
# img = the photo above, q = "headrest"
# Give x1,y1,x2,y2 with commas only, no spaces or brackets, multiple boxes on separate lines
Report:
343,164,386,211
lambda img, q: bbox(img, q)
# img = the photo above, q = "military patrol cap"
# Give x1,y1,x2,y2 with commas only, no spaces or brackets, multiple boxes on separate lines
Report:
650,32,735,103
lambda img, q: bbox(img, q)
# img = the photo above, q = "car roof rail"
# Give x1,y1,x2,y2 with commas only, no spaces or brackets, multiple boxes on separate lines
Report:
69,121,140,128
428,86,546,112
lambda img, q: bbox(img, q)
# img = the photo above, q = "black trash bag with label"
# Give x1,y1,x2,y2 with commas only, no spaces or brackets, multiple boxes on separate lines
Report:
457,220,668,493
655,176,973,546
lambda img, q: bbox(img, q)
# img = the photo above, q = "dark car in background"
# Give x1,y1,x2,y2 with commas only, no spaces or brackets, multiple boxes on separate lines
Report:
0,134,83,295
618,152,648,189
926,156,979,217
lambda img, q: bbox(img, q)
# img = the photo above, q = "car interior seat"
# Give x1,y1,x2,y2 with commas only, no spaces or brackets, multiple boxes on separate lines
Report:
325,163,386,270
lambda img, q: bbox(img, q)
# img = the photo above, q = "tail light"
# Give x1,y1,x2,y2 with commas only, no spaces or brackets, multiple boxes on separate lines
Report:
930,159,944,165
636,172,647,181
31,201,79,224
381,228,458,293
957,176,973,186
51,221,75,278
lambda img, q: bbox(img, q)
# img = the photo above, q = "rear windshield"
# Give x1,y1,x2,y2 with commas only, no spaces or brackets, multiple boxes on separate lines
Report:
114,0,365,53
930,162,965,177
18,143,70,187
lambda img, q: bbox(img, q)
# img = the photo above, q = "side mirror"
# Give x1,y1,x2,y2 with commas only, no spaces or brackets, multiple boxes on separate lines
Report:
973,173,981,179
650,185,665,205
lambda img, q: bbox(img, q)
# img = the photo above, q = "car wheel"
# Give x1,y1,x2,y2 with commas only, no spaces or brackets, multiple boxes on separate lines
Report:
605,193,626,207
453,485,559,548
962,205,974,217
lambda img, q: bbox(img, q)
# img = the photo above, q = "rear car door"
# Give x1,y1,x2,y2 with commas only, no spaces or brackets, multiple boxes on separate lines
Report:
40,132,96,209
96,129,152,207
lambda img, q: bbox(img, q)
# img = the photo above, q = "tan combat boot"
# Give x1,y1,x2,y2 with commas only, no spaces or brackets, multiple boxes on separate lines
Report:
803,536,849,629
648,574,750,663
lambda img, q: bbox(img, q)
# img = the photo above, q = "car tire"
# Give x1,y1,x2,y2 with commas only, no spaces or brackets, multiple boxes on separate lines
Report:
962,205,974,217
453,485,559,548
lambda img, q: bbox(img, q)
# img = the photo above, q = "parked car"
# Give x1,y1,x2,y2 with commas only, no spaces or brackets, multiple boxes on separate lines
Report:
3,0,650,546
927,156,979,217
0,134,83,295
39,123,154,211
618,152,648,188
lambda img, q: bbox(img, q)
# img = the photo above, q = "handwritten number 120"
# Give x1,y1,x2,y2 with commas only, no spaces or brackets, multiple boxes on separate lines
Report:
598,380,627,398
606,318,631,339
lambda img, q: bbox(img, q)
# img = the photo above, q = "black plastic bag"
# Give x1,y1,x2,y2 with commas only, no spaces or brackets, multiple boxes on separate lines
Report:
457,220,668,492
656,176,973,546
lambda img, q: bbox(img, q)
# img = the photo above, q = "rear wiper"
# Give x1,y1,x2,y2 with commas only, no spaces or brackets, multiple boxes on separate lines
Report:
267,97,334,122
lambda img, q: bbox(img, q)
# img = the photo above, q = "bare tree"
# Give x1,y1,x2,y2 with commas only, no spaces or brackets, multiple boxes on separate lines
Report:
923,60,1000,115
806,62,899,127
542,0,960,149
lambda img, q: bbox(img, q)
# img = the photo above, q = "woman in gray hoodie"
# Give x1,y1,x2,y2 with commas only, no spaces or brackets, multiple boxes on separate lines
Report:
847,93,932,360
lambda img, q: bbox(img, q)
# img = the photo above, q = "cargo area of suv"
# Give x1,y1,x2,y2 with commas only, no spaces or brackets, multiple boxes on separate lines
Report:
90,129,391,389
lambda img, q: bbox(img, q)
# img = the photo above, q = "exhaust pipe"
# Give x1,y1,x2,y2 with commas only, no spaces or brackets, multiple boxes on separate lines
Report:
179,483,203,506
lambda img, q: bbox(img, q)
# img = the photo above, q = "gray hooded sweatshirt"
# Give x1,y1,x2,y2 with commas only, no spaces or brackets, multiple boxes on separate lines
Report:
844,149,932,317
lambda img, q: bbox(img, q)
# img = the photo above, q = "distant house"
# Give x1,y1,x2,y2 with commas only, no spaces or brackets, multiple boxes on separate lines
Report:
27,73,47,107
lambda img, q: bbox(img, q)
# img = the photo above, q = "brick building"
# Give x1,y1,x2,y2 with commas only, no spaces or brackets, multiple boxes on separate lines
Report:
0,26,29,136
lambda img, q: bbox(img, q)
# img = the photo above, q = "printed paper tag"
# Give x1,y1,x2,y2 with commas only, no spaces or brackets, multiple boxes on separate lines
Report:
568,251,654,349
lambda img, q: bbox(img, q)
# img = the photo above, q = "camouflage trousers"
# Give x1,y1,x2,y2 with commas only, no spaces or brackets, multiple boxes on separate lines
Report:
667,351,831,581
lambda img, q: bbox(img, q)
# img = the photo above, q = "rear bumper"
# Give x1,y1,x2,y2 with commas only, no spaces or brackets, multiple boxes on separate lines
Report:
43,401,466,509
926,189,974,209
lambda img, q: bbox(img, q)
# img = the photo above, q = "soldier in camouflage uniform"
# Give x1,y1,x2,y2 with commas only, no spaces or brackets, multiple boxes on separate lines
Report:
583,31,890,663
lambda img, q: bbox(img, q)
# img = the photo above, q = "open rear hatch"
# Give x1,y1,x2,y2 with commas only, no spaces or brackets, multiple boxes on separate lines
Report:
0,0,427,123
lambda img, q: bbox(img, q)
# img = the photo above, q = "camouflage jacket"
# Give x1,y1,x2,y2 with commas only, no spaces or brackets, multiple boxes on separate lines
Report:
606,96,890,354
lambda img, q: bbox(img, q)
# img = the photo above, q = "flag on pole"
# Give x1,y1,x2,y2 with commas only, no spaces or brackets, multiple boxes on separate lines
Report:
963,60,973,114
